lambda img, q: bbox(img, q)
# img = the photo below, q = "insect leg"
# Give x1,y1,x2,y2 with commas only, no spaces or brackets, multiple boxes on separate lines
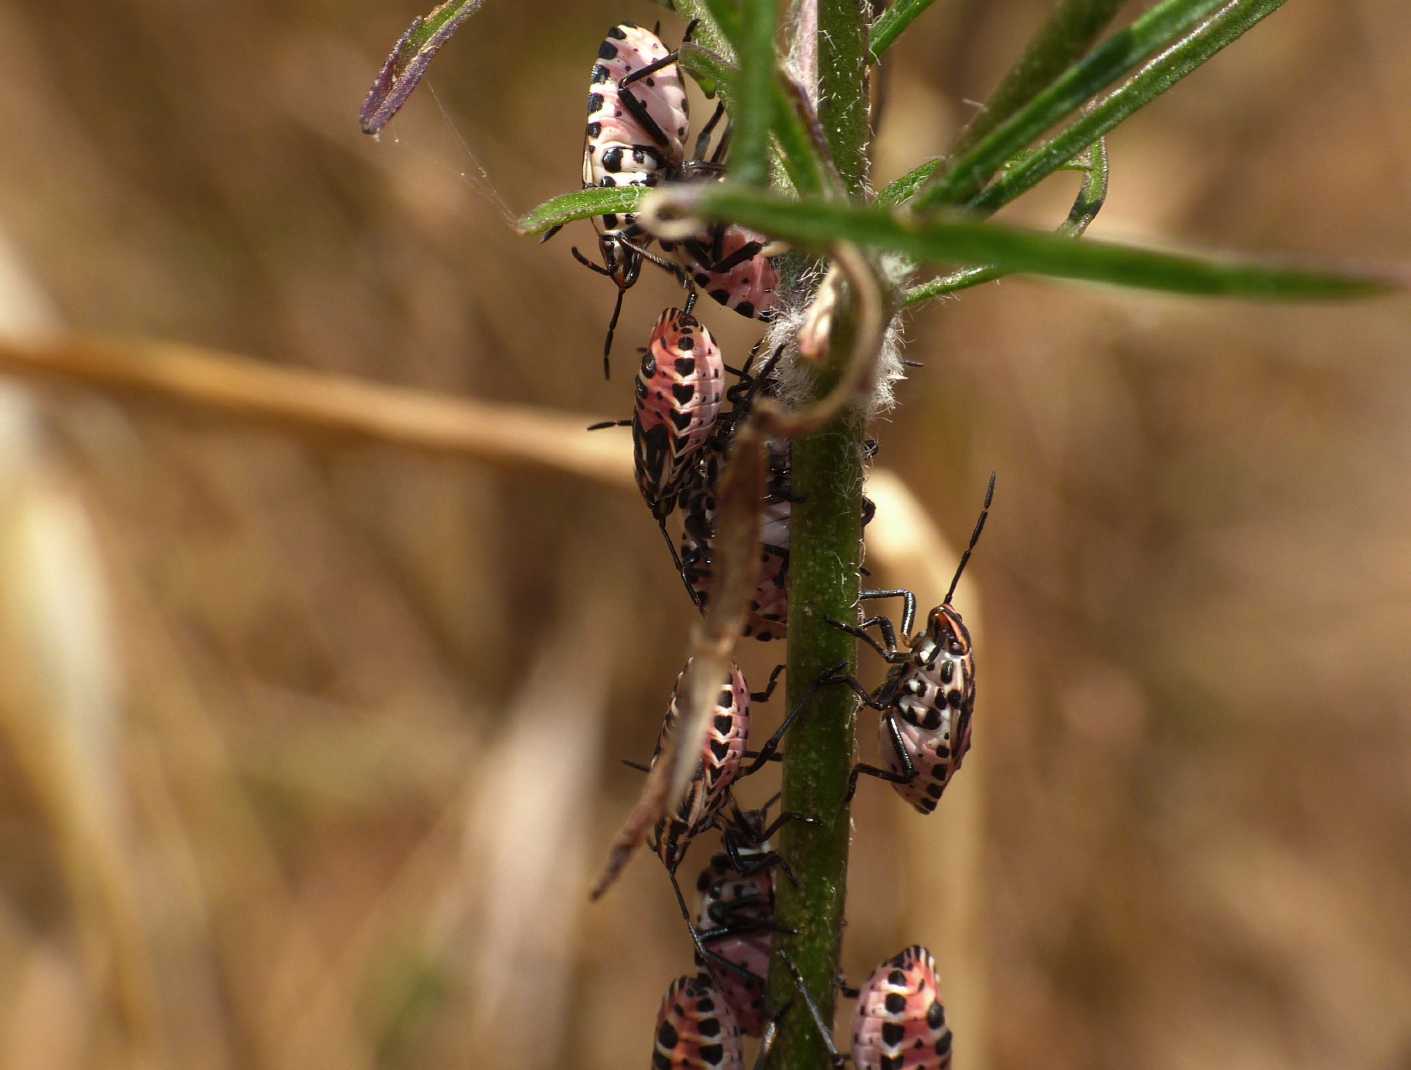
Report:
857,615,900,655
602,285,627,379
776,949,848,1069
668,866,769,986
826,617,900,662
749,663,786,704
744,671,835,773
845,713,918,803
617,86,673,150
709,122,733,165
693,100,727,161
858,586,918,636
658,517,686,575
570,245,614,278
707,238,766,275
819,666,892,712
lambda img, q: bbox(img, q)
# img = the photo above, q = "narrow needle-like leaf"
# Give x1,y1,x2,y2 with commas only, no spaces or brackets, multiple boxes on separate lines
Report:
972,0,1288,213
667,185,1400,299
516,187,645,236
677,46,828,196
360,0,487,135
729,0,779,187
949,0,1127,157
911,0,1229,211
698,0,745,54
868,0,941,61
904,139,1109,306
879,0,1283,211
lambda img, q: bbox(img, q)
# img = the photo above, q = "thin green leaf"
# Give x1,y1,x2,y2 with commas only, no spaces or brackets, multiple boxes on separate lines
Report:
904,138,1109,306
949,0,1126,157
877,0,1285,213
912,0,1229,211
771,75,831,196
360,0,486,135
677,44,736,104
972,0,1287,214
697,0,745,54
516,187,644,236
730,0,779,187
868,0,941,61
672,184,1399,299
672,0,832,195
877,159,942,209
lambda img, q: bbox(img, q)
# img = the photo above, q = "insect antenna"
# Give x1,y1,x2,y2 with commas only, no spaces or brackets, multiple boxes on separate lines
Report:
601,285,627,379
943,471,996,606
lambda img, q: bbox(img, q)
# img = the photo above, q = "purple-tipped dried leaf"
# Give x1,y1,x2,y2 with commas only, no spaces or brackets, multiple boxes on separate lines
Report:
360,1,487,135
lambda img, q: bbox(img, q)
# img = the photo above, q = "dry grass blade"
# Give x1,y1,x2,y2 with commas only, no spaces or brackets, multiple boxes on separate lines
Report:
0,472,161,1065
359,1,488,135
590,427,768,901
0,334,630,484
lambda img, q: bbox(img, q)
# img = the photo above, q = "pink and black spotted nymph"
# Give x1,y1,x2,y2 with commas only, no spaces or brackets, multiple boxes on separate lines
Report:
590,306,726,519
645,660,797,877
629,662,811,983
680,439,795,641
826,474,995,814
562,23,780,375
652,974,745,1070
692,802,799,1037
664,222,779,323
633,308,725,517
677,344,798,640
850,946,953,1070
777,944,953,1070
588,304,726,562
572,22,691,376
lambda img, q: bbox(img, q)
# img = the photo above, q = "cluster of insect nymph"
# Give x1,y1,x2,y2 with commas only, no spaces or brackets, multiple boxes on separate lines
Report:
558,21,995,1070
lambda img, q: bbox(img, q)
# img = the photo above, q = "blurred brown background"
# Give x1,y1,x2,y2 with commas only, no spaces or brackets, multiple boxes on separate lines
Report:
0,1,1408,1068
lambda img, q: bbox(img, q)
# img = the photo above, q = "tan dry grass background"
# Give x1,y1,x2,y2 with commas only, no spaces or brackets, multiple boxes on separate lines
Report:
0,2,1408,1068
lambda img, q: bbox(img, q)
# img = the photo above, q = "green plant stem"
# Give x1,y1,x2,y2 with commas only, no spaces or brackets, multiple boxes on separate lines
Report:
817,1,871,196
911,0,1229,211
868,0,941,60
949,0,1127,157
767,2,872,1068
971,0,1288,213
